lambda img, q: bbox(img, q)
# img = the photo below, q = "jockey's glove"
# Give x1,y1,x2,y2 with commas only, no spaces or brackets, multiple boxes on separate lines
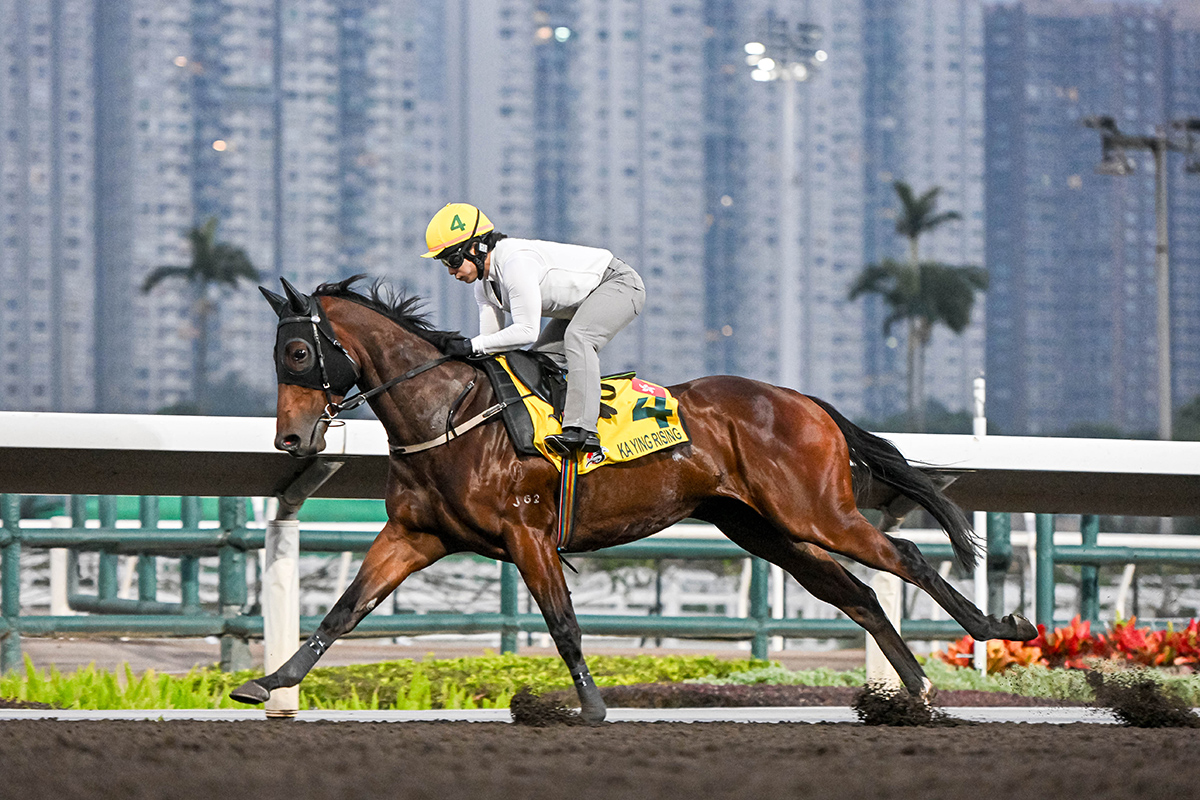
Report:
445,336,475,358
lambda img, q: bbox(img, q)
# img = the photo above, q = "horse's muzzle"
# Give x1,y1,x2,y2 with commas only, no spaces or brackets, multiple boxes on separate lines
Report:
275,424,326,457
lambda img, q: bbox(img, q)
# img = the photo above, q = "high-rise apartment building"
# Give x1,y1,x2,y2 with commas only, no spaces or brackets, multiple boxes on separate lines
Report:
860,0,987,423
701,0,868,414
558,0,708,384
92,0,459,411
984,0,1200,435
0,0,97,412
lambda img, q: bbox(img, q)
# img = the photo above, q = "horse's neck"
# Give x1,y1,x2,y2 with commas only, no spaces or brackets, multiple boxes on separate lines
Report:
338,308,478,446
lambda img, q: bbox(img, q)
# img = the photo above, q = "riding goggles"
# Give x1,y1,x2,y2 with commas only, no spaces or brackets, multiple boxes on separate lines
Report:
438,242,470,269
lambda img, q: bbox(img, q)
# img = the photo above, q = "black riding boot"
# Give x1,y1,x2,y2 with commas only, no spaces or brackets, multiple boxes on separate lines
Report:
545,426,602,455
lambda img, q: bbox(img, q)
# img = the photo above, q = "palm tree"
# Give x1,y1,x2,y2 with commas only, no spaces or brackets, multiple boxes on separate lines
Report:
141,217,260,412
849,182,986,431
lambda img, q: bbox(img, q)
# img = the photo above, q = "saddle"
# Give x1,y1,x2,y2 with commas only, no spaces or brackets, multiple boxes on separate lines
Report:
478,351,688,475
477,351,631,459
478,351,566,457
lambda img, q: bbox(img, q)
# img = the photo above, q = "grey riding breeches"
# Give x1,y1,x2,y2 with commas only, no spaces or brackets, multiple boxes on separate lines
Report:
532,258,645,433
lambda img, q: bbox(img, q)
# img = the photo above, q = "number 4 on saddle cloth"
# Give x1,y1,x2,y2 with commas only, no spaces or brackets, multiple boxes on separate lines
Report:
476,350,689,475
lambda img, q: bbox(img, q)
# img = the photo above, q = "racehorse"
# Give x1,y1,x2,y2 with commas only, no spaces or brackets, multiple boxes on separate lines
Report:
231,276,1036,720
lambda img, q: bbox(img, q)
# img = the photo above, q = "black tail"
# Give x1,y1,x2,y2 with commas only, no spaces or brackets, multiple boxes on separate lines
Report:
807,396,979,571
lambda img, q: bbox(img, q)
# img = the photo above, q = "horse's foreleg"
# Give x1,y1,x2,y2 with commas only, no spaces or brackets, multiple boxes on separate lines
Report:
230,525,445,705
507,532,606,723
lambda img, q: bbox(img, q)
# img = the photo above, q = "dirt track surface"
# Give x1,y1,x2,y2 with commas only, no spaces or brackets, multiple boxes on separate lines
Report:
2,720,1196,800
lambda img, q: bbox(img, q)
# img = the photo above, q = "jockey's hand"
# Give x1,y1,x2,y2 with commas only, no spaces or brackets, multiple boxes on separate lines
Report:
445,336,475,358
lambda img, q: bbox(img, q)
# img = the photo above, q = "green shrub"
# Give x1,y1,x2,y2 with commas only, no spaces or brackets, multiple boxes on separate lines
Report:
1,652,759,711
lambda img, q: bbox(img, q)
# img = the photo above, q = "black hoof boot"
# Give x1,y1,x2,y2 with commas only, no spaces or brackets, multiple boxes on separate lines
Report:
579,703,607,725
545,426,601,456
1004,613,1038,641
230,680,271,705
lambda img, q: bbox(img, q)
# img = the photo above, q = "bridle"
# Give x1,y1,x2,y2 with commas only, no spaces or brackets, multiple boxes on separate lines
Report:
268,286,506,455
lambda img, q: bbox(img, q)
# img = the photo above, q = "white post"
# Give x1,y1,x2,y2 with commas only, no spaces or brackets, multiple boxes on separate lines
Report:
1115,564,1137,620
263,518,300,718
261,460,345,719
334,551,353,599
972,376,988,675
49,516,72,616
770,563,785,651
778,74,801,389
119,556,136,600
866,572,902,688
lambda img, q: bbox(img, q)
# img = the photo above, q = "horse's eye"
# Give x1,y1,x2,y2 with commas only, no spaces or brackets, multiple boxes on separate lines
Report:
284,339,314,372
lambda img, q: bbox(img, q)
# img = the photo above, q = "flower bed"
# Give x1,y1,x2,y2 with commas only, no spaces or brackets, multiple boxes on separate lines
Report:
935,616,1200,673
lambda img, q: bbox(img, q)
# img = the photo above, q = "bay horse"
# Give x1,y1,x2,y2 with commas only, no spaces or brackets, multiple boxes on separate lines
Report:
231,276,1036,720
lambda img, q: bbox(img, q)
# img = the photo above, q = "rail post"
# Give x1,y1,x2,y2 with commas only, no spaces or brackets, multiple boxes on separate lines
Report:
500,561,519,654
97,496,119,600
218,497,251,672
1079,514,1100,623
986,512,1011,617
1,494,21,672
263,460,345,716
137,496,159,602
1035,513,1056,629
67,495,86,599
749,557,770,660
179,497,202,614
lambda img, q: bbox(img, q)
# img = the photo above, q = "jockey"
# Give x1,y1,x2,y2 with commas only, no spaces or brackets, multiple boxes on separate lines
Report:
421,202,645,456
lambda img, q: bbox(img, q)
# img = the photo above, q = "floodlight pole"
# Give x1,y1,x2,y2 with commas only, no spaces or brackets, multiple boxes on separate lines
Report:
1084,119,1200,442
745,19,824,391
1153,135,1170,442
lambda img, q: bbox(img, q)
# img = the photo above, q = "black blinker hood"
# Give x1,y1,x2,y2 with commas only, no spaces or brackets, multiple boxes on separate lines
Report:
264,281,360,396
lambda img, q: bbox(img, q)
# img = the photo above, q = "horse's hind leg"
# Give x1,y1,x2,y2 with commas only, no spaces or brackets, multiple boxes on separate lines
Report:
506,529,606,723
230,524,446,704
704,507,931,698
809,512,1036,644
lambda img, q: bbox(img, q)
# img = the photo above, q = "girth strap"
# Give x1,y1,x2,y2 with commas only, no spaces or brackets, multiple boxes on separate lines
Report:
556,455,579,552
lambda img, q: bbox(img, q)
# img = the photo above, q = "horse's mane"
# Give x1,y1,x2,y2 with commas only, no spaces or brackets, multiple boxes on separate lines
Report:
312,274,460,351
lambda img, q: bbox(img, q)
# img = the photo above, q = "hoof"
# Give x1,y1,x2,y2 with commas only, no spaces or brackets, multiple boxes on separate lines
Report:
918,677,937,704
230,680,270,705
579,705,607,725
1004,613,1038,641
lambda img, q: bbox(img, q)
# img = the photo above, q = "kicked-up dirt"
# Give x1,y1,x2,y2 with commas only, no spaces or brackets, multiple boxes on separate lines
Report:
0,718,1197,800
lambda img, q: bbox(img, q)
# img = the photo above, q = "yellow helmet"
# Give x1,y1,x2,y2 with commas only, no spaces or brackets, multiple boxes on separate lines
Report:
420,203,494,258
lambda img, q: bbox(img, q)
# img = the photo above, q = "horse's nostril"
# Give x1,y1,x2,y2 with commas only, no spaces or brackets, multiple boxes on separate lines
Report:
277,434,301,452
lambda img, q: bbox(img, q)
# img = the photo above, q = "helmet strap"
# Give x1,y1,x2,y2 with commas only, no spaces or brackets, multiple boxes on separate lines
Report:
461,207,487,271
466,238,489,272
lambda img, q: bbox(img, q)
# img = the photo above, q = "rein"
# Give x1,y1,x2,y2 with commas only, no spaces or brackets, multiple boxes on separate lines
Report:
322,354,508,457
322,355,455,422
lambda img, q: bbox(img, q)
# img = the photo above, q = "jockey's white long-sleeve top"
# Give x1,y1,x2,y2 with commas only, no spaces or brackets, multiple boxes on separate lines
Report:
470,238,615,354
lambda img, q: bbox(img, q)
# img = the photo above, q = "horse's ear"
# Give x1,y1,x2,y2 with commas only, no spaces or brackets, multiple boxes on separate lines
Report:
279,277,308,314
259,286,288,318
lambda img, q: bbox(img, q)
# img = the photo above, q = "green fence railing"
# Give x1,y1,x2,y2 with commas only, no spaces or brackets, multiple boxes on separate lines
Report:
1032,512,1200,630
0,493,972,672
4,494,1198,674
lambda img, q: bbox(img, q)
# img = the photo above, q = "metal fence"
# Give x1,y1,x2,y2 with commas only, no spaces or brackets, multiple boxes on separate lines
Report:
3,493,1198,674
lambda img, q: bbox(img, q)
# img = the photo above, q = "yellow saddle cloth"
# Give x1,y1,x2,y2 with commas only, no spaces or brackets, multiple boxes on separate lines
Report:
498,358,689,475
